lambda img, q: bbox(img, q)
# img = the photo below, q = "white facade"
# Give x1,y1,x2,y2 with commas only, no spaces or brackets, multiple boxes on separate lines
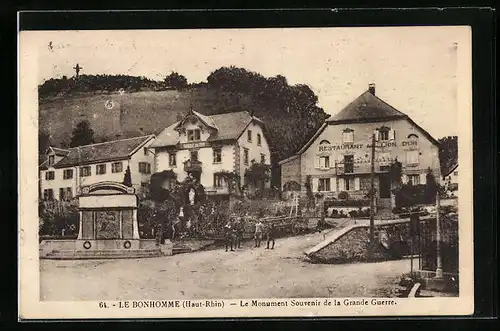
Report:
153,111,271,194
40,137,155,201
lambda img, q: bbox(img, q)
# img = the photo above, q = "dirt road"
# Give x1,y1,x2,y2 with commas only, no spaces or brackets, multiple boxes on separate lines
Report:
40,231,415,301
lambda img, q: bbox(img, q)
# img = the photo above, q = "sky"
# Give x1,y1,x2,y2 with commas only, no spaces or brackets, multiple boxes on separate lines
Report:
33,27,469,139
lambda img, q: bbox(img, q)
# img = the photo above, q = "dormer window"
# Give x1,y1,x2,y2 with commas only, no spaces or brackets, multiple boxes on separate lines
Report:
342,128,354,143
187,129,201,142
48,155,55,166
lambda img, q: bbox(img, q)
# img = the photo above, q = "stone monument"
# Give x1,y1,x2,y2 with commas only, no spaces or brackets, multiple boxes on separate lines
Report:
40,181,169,259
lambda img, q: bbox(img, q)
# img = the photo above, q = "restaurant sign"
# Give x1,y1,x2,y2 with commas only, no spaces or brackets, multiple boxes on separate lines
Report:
318,140,417,152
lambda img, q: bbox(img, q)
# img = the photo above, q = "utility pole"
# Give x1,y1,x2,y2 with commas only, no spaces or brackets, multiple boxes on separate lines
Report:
435,186,443,278
369,133,376,250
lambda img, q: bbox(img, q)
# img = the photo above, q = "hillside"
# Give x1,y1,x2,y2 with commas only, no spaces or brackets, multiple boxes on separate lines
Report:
39,87,255,147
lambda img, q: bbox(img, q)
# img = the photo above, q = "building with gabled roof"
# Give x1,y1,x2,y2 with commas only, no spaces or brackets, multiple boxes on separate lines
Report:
279,84,441,213
39,135,156,201
151,109,271,195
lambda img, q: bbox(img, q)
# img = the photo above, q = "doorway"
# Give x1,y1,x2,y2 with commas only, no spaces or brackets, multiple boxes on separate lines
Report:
379,174,391,198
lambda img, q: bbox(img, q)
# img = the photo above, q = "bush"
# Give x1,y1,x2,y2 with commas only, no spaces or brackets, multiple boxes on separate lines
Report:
39,200,79,236
324,199,370,208
338,191,349,200
348,210,358,218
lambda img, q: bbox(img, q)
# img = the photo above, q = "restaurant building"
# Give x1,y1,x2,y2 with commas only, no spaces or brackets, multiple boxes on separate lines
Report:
279,84,441,211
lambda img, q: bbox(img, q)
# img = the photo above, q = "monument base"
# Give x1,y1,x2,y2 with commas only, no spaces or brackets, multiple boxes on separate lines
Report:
40,239,163,260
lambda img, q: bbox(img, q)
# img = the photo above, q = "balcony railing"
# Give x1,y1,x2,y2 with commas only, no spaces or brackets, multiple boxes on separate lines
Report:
183,159,203,173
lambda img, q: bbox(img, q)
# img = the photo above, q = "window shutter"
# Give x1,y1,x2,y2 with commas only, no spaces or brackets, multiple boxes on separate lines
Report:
338,178,345,191
389,129,395,140
331,176,337,192
314,156,320,169
374,130,380,141
419,173,427,185
354,177,360,190
311,178,319,192
402,174,408,184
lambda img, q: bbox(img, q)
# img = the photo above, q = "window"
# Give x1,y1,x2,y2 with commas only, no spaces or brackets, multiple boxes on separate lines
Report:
139,162,151,174
318,178,331,192
343,178,356,191
377,127,395,141
405,150,419,166
80,166,91,177
59,187,73,201
111,162,123,173
379,130,389,141
169,152,177,167
187,129,201,142
43,189,54,201
453,171,458,176
213,148,222,164
96,164,106,175
408,174,420,186
247,130,252,142
48,155,55,166
243,148,249,165
319,156,330,169
190,150,199,162
257,133,261,146
319,140,330,145
45,171,55,180
344,155,354,173
213,174,225,188
63,169,73,180
260,153,266,164
342,128,354,143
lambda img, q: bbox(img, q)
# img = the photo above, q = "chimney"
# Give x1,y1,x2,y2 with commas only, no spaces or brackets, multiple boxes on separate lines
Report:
368,83,376,95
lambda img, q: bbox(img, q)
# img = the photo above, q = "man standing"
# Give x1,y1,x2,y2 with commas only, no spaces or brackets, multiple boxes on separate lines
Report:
266,222,276,249
234,217,244,249
254,220,264,248
224,221,235,252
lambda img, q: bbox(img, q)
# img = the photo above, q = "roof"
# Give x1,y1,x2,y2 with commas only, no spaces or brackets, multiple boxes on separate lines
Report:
327,90,407,124
49,147,70,157
278,154,300,166
52,135,155,168
441,160,458,178
151,111,264,148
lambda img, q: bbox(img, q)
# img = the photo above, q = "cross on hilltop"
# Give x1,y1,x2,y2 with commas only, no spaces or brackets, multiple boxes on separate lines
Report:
73,63,83,77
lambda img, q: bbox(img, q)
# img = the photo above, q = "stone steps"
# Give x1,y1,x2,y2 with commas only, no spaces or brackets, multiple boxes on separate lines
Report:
42,248,162,260
172,246,193,255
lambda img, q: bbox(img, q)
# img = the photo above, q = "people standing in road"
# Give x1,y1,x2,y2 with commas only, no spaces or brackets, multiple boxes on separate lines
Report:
224,221,235,252
266,222,276,249
254,220,264,248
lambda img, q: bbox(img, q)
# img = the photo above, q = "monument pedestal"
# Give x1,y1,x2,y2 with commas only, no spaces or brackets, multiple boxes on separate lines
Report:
40,182,162,259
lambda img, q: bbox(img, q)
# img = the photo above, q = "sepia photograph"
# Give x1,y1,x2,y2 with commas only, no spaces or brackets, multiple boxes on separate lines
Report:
18,25,473,319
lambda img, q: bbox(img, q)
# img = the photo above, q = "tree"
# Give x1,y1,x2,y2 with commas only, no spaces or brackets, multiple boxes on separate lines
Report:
164,72,188,90
244,162,271,190
69,120,95,147
39,131,50,161
123,165,132,187
438,136,458,174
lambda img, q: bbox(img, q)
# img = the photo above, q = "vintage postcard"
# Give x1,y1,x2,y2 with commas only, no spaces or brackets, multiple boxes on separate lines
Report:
19,26,473,319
